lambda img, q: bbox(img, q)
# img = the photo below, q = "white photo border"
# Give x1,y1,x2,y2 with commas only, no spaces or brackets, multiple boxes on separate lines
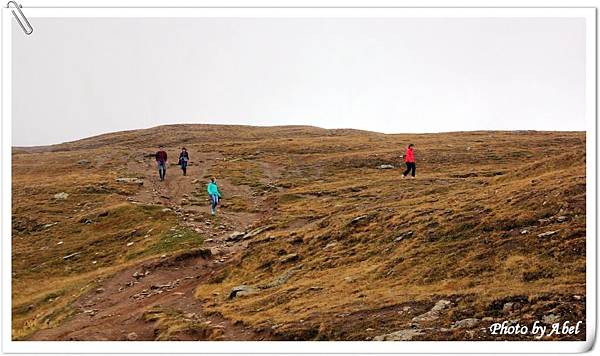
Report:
1,4,596,354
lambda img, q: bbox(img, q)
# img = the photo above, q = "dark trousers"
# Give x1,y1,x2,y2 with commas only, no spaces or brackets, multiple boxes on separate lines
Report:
403,162,416,177
180,160,188,175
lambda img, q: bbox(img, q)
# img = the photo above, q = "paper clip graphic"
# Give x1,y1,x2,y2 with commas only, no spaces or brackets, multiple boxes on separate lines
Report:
7,1,33,35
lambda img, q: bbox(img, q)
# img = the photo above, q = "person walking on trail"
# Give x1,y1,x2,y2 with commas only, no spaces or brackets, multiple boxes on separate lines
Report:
178,147,189,176
155,145,168,181
402,143,416,179
207,177,222,215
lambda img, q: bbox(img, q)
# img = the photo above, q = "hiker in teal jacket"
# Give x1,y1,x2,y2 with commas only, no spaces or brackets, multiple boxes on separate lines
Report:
207,177,222,215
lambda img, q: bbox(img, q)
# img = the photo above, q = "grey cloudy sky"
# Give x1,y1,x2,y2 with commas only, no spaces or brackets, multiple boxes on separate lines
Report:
12,17,586,146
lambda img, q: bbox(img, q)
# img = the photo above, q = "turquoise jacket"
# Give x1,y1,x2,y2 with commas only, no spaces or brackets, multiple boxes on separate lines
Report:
207,182,221,197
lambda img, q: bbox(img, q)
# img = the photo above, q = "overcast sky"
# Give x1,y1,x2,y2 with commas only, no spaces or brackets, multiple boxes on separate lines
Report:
12,17,586,146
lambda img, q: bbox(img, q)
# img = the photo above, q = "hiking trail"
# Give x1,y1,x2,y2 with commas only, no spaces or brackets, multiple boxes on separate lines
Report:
32,153,275,340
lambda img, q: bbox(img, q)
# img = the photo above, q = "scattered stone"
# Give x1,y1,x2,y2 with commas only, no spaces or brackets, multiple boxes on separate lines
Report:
542,314,560,325
43,222,58,229
81,218,93,225
412,299,452,323
126,332,138,341
243,226,274,240
53,192,69,200
377,164,395,170
57,241,63,245
261,265,303,289
453,318,480,329
520,229,528,235
556,215,569,222
537,230,558,238
373,329,424,341
394,230,414,242
228,285,258,299
344,276,356,283
191,179,200,184
309,286,323,291
95,288,105,294
324,242,337,250
351,215,369,225
482,317,495,322
226,231,246,242
77,159,91,165
63,252,81,260
503,302,514,313
115,177,144,186
279,253,300,264
126,242,134,247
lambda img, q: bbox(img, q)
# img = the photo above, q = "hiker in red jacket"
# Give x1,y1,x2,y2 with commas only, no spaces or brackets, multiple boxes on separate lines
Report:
155,145,168,181
402,143,416,178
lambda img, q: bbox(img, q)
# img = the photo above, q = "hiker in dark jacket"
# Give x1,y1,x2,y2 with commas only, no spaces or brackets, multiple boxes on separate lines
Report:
178,147,189,176
155,145,168,181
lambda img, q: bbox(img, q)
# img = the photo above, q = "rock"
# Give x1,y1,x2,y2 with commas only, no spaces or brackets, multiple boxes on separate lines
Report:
228,285,258,299
191,179,200,184
377,164,395,169
279,253,300,264
556,215,568,222
243,226,274,240
395,231,414,242
482,317,495,322
412,299,452,323
43,222,58,229
351,215,369,225
226,231,246,242
81,218,93,225
542,314,560,325
133,271,143,279
262,265,303,288
63,252,81,260
503,302,514,313
57,241,63,245
95,288,105,294
537,230,558,238
53,192,69,200
115,177,144,186
126,332,138,341
344,276,356,283
520,229,528,235
77,159,91,165
161,208,171,212
453,318,480,329
324,242,337,250
126,242,134,247
373,329,424,341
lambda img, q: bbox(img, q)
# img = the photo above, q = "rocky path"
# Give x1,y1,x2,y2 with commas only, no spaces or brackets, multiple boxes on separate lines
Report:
31,153,275,341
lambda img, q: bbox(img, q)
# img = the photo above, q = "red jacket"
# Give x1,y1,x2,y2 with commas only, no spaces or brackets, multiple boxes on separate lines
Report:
155,150,167,163
404,147,415,163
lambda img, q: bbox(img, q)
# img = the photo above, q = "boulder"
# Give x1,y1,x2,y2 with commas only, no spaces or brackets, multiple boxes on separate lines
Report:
226,231,246,242
279,253,300,264
377,164,395,170
453,318,480,329
537,230,558,238
53,192,69,200
116,177,144,186
373,329,424,341
228,285,258,299
412,299,452,323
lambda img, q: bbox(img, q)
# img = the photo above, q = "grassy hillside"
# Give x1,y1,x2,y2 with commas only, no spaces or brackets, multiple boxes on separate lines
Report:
12,125,586,341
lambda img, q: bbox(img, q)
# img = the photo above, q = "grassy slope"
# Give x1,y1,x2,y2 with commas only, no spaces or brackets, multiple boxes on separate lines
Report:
12,126,586,340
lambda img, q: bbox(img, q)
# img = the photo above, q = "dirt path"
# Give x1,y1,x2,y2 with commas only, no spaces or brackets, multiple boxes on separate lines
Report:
31,152,275,341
